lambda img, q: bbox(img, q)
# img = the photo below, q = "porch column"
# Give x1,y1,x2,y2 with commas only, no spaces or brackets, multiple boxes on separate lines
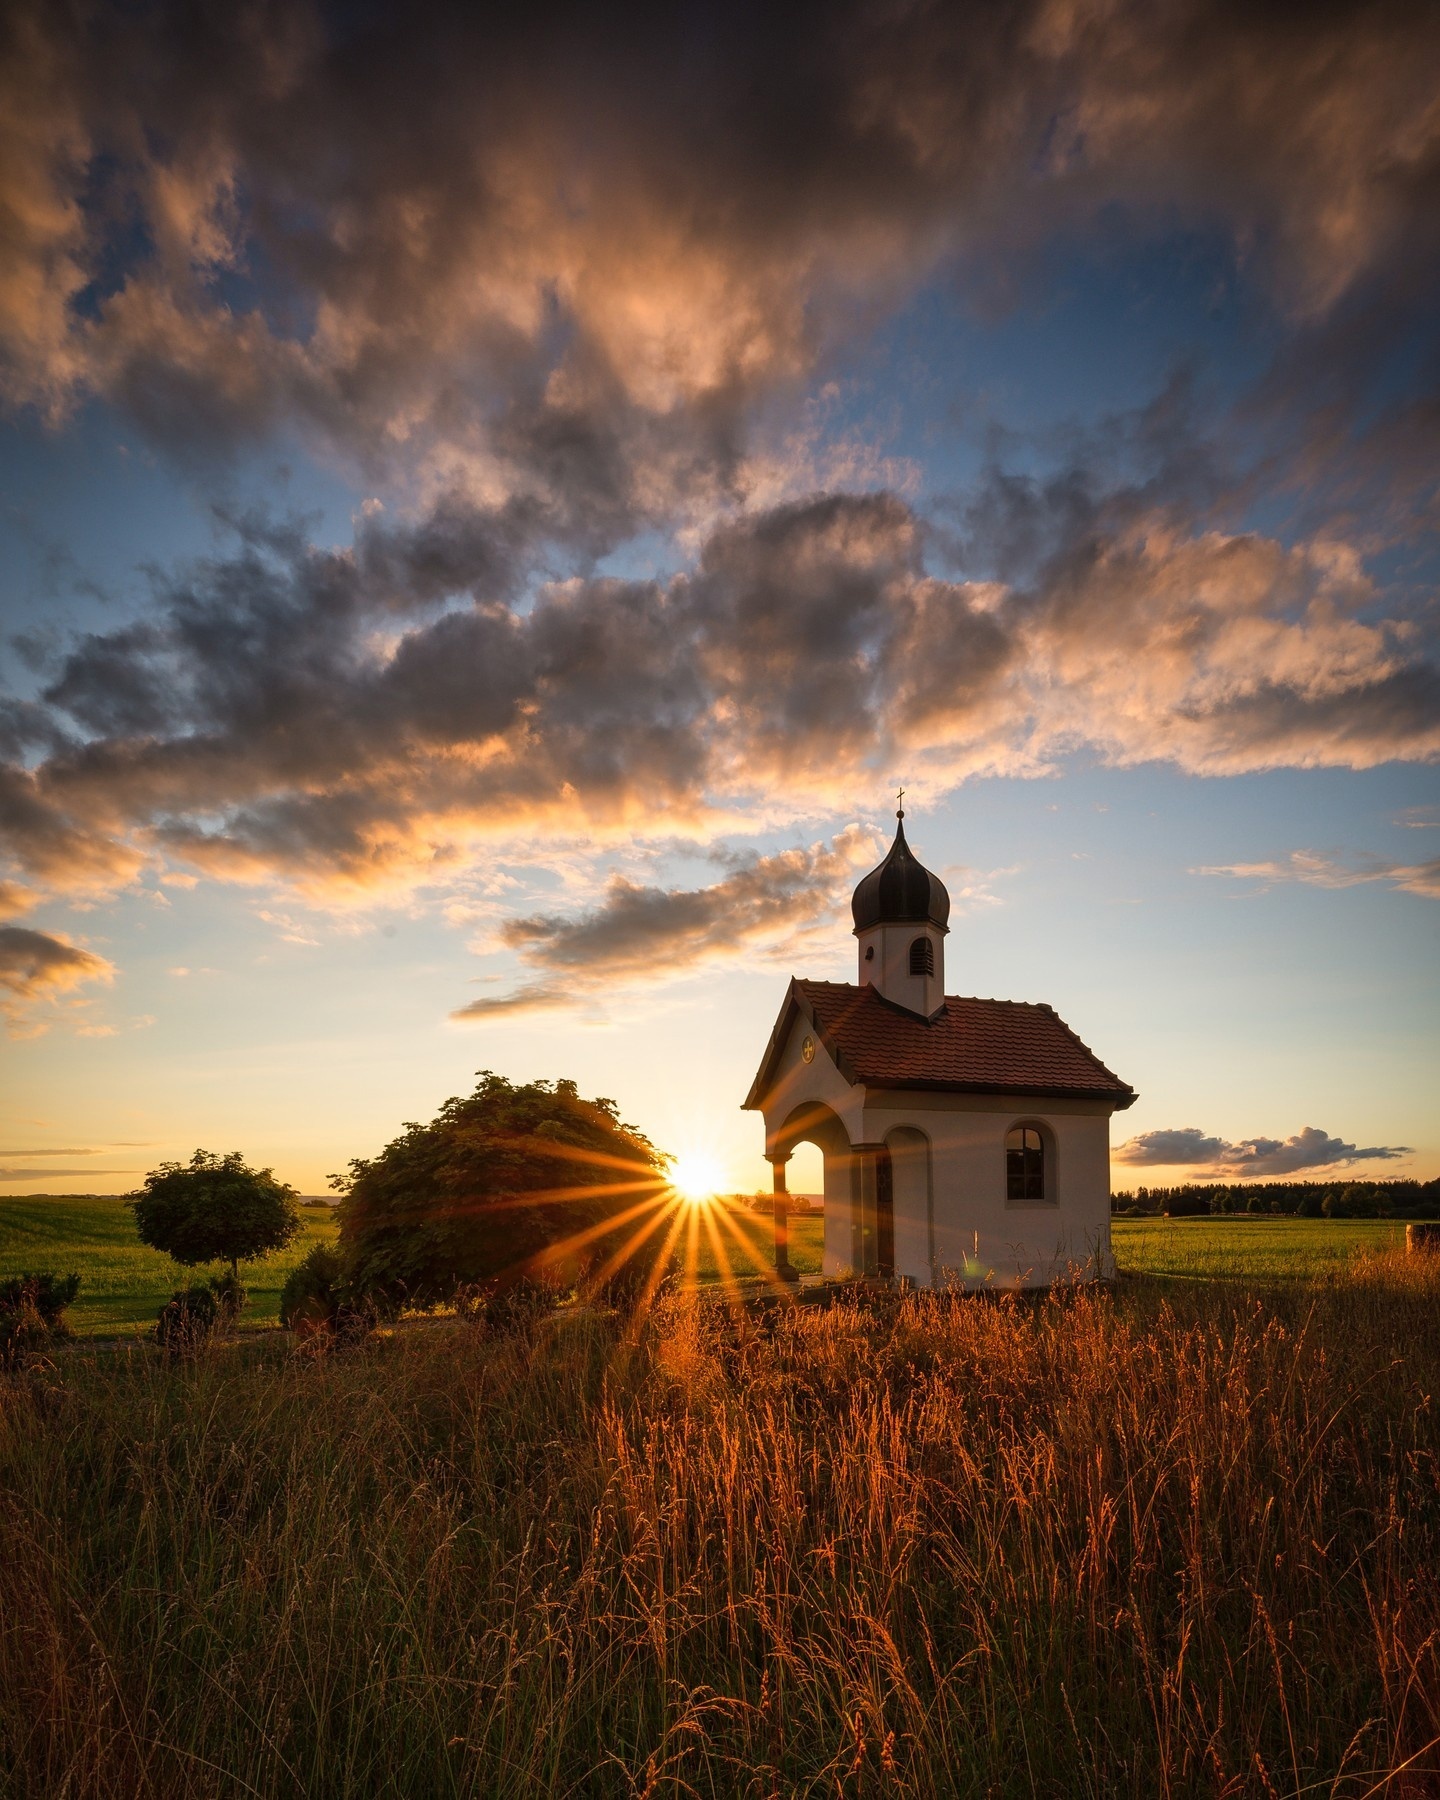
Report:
769,1155,798,1283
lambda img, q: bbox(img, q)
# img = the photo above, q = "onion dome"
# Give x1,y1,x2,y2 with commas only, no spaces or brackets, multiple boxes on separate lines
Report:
851,808,950,933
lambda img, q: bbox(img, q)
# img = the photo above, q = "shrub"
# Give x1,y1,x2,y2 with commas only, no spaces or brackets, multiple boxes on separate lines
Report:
279,1244,374,1346
336,1072,676,1311
0,1272,80,1368
209,1270,247,1324
154,1284,220,1355
153,1272,250,1355
280,1243,347,1330
0,1271,80,1324
463,1272,568,1336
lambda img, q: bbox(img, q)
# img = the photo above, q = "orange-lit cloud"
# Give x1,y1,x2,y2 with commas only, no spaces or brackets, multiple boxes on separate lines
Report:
0,0,1438,983
1,0,1436,471
1196,849,1440,899
3,481,1434,914
0,923,114,1034
455,827,879,1017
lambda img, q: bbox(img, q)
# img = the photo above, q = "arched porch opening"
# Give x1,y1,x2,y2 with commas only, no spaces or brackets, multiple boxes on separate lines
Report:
767,1101,854,1282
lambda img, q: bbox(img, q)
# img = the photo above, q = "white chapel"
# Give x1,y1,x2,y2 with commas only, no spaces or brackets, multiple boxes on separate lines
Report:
743,805,1137,1287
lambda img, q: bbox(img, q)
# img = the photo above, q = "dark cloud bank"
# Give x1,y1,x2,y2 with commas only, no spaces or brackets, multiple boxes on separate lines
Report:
457,829,879,1016
1115,1125,1411,1177
3,474,1434,907
1,0,1438,952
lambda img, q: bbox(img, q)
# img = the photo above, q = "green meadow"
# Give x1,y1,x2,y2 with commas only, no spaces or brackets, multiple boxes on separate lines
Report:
0,1194,1416,1337
1112,1213,1409,1279
701,1209,1408,1285
0,1194,341,1335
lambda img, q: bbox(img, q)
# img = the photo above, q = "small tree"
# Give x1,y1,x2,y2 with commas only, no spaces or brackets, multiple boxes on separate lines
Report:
130,1150,301,1285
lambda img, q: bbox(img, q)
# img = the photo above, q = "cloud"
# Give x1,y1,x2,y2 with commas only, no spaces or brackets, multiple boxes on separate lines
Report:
1116,1128,1230,1167
0,1147,96,1157
1198,851,1440,899
1115,1124,1411,1177
0,923,114,1033
1,0,1437,482
0,1142,156,1156
1,477,1432,907
454,828,879,1017
0,4,1437,933
0,1167,140,1180
0,881,35,919
0,924,113,996
452,981,575,1022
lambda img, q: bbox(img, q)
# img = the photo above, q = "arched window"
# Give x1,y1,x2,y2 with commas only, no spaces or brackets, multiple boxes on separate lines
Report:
1006,1125,1045,1201
908,935,934,977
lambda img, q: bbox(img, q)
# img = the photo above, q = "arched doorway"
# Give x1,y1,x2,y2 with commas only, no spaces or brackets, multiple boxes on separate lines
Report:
768,1101,855,1281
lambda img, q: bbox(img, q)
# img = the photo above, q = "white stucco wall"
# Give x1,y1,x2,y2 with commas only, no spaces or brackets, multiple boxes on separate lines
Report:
863,1092,1114,1287
759,1009,1116,1288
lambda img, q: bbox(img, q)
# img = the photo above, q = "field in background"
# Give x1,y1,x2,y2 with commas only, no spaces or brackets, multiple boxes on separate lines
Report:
709,1211,1410,1284
690,1200,824,1283
1112,1214,1408,1279
0,1197,1420,1336
0,1195,339,1335
0,1196,819,1336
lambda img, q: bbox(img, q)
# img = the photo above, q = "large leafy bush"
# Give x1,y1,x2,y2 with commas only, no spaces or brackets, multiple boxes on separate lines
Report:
335,1072,673,1309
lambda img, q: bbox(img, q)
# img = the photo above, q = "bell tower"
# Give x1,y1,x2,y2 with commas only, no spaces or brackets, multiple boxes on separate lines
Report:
851,797,949,1019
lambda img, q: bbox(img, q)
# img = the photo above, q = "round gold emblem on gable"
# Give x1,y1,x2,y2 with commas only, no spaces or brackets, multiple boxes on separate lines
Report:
800,1034,816,1064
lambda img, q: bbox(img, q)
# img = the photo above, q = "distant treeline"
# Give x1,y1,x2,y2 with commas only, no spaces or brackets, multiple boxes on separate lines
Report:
1111,1179,1440,1219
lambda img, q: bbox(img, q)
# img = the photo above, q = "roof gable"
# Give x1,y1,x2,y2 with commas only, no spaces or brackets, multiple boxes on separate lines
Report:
744,979,1136,1110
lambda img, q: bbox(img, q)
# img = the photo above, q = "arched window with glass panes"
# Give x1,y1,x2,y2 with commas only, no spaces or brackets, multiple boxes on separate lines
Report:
1005,1124,1048,1202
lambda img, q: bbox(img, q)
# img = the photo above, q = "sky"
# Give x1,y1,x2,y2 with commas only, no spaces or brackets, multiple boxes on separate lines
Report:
1,0,1437,1198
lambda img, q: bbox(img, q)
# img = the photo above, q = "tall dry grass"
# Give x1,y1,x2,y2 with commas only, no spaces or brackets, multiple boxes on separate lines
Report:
1,1253,1437,1798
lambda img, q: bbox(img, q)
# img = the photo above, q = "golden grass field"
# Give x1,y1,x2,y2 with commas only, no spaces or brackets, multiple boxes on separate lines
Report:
1,1229,1437,1797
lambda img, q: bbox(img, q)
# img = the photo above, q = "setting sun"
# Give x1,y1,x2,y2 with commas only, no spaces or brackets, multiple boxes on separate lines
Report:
669,1150,726,1203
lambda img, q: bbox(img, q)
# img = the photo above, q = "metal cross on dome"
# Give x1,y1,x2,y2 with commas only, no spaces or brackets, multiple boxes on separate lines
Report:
896,785,905,819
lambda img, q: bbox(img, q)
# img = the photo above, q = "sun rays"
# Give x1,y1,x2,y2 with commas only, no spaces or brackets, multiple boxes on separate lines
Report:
447,1135,803,1326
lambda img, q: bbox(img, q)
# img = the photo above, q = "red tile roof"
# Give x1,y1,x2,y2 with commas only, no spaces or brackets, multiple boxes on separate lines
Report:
744,979,1136,1109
